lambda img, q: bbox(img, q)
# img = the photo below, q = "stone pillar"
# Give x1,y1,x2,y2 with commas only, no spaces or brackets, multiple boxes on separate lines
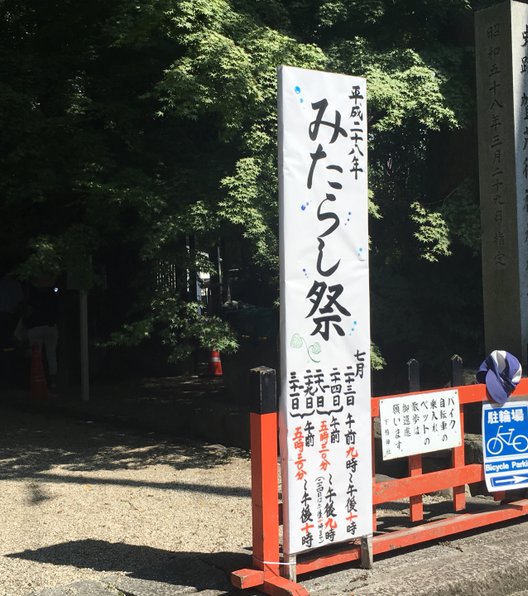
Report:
476,0,528,365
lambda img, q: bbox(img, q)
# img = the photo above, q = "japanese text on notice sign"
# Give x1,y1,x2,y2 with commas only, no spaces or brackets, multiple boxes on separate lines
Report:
379,390,462,460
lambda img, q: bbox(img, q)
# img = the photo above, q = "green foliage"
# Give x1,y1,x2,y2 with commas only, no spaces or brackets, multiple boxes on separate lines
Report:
324,10,475,280
410,201,451,262
0,0,485,379
104,291,239,360
370,342,386,371
15,224,100,295
362,48,459,132
320,0,482,379
16,237,62,281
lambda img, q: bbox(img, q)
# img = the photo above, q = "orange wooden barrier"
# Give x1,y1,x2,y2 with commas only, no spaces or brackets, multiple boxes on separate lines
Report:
231,373,528,595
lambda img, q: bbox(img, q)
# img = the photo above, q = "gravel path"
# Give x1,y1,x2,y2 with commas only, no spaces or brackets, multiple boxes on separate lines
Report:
6,402,528,596
0,406,253,596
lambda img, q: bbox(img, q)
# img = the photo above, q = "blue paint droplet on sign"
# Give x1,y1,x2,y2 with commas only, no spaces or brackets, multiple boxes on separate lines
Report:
294,86,301,94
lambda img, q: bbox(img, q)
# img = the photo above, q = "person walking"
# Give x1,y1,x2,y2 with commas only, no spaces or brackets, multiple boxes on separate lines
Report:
25,274,59,391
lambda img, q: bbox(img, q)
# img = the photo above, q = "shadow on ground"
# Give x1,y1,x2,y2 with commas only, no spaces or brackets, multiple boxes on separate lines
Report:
7,539,251,593
0,404,250,497
1,375,251,449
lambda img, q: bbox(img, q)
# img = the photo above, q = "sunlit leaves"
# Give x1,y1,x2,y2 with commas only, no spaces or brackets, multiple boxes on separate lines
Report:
410,201,451,262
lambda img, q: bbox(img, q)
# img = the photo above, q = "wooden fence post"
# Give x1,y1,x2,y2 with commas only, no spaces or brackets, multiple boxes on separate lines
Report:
249,366,280,577
407,358,422,521
231,366,309,595
450,355,466,510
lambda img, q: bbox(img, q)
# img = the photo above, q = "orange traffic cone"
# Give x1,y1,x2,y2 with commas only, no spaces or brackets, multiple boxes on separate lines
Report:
208,350,223,376
30,343,49,400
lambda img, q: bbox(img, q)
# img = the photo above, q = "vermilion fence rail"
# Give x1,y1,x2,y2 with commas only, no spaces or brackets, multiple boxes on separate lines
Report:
231,370,528,596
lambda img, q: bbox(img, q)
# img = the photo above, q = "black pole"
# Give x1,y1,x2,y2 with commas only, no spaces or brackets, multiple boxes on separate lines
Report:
451,354,464,387
250,366,277,414
407,358,420,392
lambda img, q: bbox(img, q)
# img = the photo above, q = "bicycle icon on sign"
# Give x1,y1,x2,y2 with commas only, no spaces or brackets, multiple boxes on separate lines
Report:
486,425,528,455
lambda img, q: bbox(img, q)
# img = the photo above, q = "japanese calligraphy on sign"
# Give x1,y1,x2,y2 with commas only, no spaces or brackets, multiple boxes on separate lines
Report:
278,66,371,555
485,17,508,271
379,390,462,460
475,1,528,361
512,4,528,363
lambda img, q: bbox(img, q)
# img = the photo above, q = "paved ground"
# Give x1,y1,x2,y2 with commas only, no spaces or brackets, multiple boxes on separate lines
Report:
2,378,528,595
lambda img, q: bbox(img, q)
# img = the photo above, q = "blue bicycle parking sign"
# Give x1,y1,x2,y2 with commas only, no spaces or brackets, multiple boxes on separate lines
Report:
482,400,528,492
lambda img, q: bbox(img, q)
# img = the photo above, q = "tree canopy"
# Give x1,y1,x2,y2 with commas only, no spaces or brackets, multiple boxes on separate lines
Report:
0,0,497,387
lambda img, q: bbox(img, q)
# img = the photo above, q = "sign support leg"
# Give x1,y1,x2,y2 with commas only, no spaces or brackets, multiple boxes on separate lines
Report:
360,535,373,569
452,401,466,511
282,554,297,582
409,454,423,521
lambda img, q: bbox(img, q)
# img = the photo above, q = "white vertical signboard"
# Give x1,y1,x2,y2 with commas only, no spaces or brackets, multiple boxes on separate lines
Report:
278,65,372,556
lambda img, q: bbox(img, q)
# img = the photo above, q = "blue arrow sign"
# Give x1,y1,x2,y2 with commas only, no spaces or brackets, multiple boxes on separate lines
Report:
492,474,528,487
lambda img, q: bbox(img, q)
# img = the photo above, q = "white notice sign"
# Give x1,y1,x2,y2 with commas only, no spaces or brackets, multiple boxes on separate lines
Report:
379,390,462,460
278,66,372,556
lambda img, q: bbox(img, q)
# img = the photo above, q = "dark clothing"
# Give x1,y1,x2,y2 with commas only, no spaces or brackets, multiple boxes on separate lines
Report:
25,285,59,329
0,312,18,348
